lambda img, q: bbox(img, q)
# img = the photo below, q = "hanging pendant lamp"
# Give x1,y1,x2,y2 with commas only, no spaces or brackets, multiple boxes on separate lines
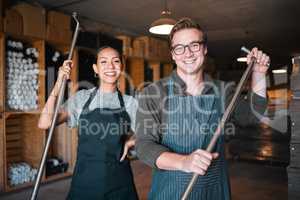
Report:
149,0,176,35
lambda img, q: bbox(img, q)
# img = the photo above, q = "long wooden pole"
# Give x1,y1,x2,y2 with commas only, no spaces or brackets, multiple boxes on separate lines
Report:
181,46,256,200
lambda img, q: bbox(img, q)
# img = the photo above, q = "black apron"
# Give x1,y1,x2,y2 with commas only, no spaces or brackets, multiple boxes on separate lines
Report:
67,89,138,200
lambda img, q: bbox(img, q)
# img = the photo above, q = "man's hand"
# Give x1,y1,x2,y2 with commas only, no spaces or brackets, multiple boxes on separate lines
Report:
247,47,270,74
247,47,270,97
179,149,219,175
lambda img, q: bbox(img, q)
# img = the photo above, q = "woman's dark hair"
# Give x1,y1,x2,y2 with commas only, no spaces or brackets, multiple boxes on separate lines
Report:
96,45,122,63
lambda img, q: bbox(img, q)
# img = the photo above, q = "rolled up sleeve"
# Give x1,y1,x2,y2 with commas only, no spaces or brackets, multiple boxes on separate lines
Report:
226,83,268,127
135,84,170,168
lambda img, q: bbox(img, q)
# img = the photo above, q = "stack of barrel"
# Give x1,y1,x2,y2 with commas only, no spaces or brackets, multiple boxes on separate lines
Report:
288,58,300,200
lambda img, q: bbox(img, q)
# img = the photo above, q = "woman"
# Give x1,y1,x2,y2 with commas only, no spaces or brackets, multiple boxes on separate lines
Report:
38,46,139,199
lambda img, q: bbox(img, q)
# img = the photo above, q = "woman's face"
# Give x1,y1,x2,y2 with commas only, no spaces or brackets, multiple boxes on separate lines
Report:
93,47,122,85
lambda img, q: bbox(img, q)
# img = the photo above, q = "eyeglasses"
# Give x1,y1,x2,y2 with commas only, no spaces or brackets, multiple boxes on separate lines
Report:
171,41,205,55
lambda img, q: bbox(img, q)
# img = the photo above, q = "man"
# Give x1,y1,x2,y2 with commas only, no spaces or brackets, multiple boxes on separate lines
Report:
136,18,269,199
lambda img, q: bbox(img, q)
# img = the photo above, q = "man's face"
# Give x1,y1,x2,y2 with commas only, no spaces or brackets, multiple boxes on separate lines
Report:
171,28,207,75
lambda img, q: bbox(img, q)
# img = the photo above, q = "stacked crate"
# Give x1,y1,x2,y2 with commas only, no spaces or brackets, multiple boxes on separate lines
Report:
0,0,3,32
0,5,79,192
116,35,132,57
46,11,72,44
132,36,171,62
288,70,300,199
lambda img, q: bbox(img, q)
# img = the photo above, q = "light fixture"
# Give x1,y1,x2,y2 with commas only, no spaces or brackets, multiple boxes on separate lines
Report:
237,57,247,62
149,0,176,35
272,69,287,74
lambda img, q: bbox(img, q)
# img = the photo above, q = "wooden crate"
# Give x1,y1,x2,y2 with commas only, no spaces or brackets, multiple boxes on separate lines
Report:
0,0,2,32
44,42,79,176
0,16,2,32
162,63,174,77
4,34,45,113
148,61,160,81
45,41,79,95
46,25,72,45
116,35,133,57
46,11,72,44
0,33,4,112
0,28,80,193
118,56,127,94
0,35,79,192
13,3,46,39
47,11,71,30
4,113,45,191
49,124,75,174
132,39,145,58
126,57,145,91
4,8,23,36
133,36,171,62
0,112,4,192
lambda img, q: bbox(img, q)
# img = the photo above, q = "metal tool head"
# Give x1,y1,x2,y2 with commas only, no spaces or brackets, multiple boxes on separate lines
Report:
72,12,79,24
241,46,251,54
241,46,270,67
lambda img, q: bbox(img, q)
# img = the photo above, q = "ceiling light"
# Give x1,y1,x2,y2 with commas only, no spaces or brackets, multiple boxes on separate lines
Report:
237,57,247,62
272,69,287,74
149,0,176,35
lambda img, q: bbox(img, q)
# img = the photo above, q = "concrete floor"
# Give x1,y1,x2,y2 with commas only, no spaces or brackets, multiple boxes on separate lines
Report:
0,160,287,200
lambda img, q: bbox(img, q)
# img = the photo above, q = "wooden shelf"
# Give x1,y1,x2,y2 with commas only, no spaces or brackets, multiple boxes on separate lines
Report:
4,34,46,112
5,180,34,192
4,110,41,117
45,171,72,182
0,33,4,112
5,171,73,192
0,32,79,193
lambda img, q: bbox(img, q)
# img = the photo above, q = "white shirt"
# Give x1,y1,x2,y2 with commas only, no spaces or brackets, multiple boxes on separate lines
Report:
62,88,138,132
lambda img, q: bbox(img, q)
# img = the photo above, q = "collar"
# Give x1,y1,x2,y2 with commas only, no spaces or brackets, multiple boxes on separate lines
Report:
170,70,214,95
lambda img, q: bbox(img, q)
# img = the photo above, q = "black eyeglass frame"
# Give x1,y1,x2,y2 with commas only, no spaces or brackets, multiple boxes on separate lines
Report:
171,40,206,55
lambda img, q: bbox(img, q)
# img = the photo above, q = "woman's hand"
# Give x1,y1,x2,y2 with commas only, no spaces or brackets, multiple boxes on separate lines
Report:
120,138,136,162
52,60,73,97
58,60,73,82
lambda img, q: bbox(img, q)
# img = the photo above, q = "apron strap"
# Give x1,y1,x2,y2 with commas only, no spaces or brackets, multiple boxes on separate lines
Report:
168,79,174,96
82,88,98,111
116,89,131,134
117,89,125,108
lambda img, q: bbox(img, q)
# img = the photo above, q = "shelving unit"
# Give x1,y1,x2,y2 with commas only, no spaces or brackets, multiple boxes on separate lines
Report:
4,34,45,113
0,112,5,191
0,32,4,112
0,33,46,192
4,113,45,191
0,32,78,192
0,32,4,191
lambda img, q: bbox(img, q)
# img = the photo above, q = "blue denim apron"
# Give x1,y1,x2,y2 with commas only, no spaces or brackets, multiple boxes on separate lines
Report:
149,79,231,200
67,89,138,200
